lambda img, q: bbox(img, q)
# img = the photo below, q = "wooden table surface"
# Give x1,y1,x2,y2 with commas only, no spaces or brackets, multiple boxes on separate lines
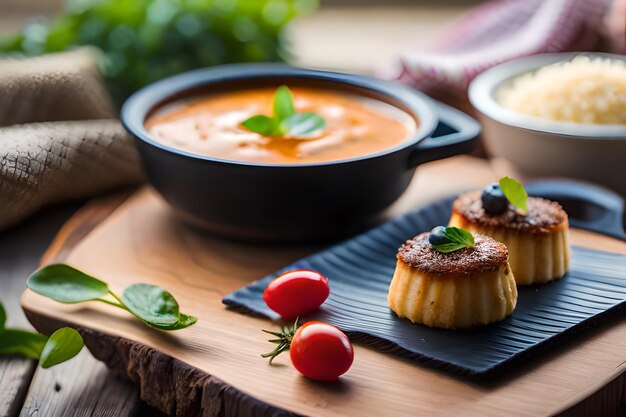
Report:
0,4,472,416
0,197,172,417
9,156,626,417
4,3,625,417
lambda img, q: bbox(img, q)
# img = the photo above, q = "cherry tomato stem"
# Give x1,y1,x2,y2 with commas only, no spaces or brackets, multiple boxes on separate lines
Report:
262,320,354,381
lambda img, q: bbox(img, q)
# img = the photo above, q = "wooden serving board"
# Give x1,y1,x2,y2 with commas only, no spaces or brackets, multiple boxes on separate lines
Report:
21,156,626,417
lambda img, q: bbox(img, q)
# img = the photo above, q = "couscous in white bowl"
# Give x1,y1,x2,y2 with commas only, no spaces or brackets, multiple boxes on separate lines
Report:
469,53,626,199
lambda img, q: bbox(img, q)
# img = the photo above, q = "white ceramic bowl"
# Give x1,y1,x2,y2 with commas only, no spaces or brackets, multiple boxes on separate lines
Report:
469,52,626,199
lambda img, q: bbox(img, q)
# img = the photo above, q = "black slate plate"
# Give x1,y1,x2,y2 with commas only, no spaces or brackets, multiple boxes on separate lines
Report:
223,181,626,377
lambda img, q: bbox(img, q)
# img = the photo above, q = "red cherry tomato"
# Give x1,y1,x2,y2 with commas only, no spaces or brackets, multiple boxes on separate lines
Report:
263,269,330,319
290,321,354,381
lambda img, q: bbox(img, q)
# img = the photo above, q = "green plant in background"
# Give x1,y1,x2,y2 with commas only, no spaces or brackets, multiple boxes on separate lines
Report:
0,0,317,103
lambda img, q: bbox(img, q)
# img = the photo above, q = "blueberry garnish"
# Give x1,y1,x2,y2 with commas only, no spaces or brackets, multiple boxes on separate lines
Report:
481,183,508,215
428,226,448,245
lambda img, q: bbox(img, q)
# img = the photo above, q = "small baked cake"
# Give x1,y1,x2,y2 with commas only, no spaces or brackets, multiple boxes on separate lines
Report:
449,189,570,285
388,231,517,329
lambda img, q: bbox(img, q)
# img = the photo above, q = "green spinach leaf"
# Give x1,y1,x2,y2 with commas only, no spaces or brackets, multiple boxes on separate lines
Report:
27,264,197,331
28,264,109,303
40,327,84,369
148,313,199,331
122,283,197,329
0,329,48,360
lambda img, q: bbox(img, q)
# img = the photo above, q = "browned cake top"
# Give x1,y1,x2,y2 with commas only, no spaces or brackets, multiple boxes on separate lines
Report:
397,232,508,276
453,191,568,233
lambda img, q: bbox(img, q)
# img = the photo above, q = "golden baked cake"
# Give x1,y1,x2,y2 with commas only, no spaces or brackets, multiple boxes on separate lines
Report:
388,230,517,329
449,188,570,285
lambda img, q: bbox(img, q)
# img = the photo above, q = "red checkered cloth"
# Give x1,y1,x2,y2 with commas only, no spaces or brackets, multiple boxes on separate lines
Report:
384,0,614,104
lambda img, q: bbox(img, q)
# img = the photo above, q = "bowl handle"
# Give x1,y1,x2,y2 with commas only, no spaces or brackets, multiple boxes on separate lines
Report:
526,180,626,241
408,101,480,168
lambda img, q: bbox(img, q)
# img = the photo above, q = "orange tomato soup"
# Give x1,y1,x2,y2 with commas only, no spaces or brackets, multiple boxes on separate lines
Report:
145,87,417,164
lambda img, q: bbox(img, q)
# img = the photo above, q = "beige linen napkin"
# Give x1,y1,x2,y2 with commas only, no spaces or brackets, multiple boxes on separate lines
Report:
0,48,144,230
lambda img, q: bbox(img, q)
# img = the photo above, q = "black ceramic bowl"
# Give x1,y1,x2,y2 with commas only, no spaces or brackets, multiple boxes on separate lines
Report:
121,64,480,242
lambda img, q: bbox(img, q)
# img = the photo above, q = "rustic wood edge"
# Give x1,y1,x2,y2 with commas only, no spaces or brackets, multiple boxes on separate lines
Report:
31,189,299,417
25,189,626,417
22,300,626,417
22,309,298,417
555,372,626,417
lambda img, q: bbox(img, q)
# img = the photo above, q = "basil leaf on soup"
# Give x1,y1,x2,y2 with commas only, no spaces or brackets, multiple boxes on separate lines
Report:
241,115,279,136
0,329,48,359
499,176,528,215
122,284,182,327
273,85,296,121
241,85,327,138
281,113,327,137
39,327,84,369
28,264,110,303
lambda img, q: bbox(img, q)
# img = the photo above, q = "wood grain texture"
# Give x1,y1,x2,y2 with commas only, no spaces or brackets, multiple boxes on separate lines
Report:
0,195,144,417
557,373,626,417
0,203,79,417
0,359,36,417
20,156,626,417
40,191,132,265
17,192,150,417
19,349,140,417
